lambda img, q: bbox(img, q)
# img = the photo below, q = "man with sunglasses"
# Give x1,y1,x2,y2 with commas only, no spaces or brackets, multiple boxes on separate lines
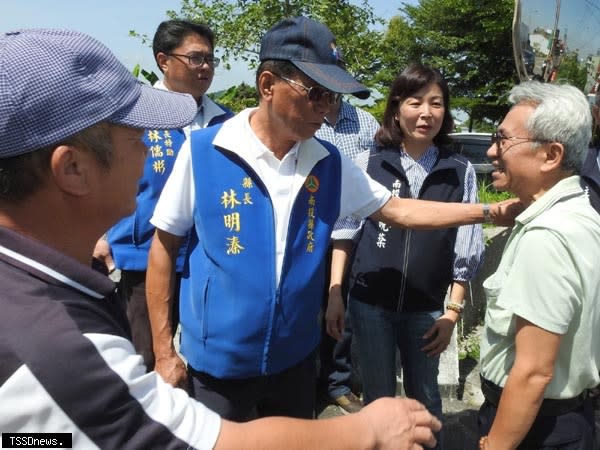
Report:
0,26,446,450
477,81,600,449
146,16,519,422
94,20,233,371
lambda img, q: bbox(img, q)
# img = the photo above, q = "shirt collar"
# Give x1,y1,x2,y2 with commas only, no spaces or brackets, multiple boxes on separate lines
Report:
516,175,585,225
0,226,115,299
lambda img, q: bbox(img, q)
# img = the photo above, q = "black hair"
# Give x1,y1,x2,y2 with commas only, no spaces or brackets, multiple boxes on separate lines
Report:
376,63,454,149
152,20,216,72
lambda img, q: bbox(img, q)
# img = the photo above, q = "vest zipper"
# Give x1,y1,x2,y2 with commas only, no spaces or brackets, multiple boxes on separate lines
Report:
396,228,412,312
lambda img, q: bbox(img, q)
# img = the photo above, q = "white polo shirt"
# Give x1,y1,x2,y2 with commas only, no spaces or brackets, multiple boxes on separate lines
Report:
151,108,390,284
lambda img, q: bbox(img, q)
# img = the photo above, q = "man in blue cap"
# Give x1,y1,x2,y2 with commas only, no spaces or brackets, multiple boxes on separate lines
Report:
0,27,444,450
147,16,519,422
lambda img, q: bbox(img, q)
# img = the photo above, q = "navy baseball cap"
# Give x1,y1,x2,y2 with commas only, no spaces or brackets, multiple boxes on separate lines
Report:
259,17,370,99
0,28,198,158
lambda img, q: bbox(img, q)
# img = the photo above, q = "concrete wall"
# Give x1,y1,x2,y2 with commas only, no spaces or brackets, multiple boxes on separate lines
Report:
433,226,510,395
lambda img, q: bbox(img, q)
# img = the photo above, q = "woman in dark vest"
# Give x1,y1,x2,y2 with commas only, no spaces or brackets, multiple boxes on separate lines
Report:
326,63,484,449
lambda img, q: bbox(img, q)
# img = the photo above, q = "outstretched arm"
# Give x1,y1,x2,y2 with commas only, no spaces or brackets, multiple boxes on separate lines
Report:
371,196,522,230
216,397,442,450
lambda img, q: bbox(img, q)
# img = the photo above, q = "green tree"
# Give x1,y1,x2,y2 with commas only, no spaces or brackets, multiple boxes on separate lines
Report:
130,0,521,128
556,52,588,91
209,82,259,112
380,0,518,129
161,0,383,87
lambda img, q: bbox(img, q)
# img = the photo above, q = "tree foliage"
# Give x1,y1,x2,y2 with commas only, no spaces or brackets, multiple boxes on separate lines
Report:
556,52,588,91
130,0,529,127
165,0,383,86
209,82,258,112
380,0,519,128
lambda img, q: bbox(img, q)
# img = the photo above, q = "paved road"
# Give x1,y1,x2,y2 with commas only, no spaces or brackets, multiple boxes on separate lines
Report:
317,357,483,450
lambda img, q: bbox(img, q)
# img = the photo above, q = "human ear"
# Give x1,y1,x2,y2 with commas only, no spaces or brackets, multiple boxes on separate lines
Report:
156,52,169,74
49,145,92,196
258,71,277,100
540,142,564,173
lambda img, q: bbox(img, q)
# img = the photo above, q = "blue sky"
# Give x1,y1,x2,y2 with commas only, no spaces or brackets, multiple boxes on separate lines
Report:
2,0,414,91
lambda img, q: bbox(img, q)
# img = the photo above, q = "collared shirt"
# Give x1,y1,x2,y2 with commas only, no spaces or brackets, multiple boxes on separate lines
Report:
153,79,225,133
480,176,600,398
315,100,380,160
333,145,484,281
151,108,391,284
0,226,221,449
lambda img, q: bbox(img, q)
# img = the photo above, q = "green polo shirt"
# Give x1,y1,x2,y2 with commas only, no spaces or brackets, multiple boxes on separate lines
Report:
480,176,600,399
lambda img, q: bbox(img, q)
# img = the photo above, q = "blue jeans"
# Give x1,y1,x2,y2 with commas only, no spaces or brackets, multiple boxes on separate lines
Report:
350,298,444,444
326,305,354,399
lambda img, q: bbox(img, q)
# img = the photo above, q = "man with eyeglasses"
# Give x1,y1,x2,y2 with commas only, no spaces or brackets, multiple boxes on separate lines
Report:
94,20,233,372
0,26,447,450
477,81,600,449
146,16,519,423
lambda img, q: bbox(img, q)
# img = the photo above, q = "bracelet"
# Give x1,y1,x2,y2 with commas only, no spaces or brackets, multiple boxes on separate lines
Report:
479,435,489,449
482,203,493,224
446,302,464,314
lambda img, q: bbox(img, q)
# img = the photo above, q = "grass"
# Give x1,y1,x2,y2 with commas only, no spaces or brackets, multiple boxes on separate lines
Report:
457,324,481,361
477,178,513,204
477,178,513,229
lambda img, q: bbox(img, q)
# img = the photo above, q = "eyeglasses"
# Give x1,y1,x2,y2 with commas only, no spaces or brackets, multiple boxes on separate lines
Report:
168,53,220,68
273,73,341,105
491,131,545,151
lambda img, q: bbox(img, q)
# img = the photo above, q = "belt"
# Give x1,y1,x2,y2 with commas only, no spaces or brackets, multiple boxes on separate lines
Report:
480,375,587,417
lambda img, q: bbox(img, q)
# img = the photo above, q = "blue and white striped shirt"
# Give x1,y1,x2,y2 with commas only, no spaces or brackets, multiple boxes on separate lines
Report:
315,100,380,160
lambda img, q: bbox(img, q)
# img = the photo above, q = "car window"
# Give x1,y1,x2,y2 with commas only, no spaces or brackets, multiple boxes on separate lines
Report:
455,141,490,164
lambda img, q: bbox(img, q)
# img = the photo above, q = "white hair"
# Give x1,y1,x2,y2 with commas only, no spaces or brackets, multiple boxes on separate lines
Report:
508,81,591,172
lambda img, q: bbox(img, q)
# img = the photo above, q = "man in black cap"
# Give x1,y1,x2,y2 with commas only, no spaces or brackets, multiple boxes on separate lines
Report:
147,16,518,422
0,26,447,450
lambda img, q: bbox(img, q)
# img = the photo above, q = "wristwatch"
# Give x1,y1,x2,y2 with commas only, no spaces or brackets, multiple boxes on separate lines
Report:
482,203,493,224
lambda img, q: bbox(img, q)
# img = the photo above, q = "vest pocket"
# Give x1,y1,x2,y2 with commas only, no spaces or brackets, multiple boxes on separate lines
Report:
201,277,211,343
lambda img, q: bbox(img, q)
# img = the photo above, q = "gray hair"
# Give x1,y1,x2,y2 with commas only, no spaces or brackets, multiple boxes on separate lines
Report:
508,81,591,173
0,122,113,203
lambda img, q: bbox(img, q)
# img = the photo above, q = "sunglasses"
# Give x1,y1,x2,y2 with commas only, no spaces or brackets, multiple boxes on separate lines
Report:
274,73,341,105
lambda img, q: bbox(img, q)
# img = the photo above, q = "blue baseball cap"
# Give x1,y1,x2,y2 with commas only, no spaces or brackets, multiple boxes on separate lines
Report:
259,17,370,99
0,28,198,158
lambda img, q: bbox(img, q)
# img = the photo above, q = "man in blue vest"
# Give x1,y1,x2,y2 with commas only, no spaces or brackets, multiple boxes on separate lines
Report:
0,27,445,450
94,20,233,370
146,16,519,422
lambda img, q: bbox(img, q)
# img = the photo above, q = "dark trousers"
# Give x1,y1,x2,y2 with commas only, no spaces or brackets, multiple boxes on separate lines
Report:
188,351,317,422
118,270,180,371
478,398,596,449
317,246,359,399
319,308,355,398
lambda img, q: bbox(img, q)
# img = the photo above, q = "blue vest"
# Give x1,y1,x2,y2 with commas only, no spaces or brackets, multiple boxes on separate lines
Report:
180,125,342,378
107,107,233,271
